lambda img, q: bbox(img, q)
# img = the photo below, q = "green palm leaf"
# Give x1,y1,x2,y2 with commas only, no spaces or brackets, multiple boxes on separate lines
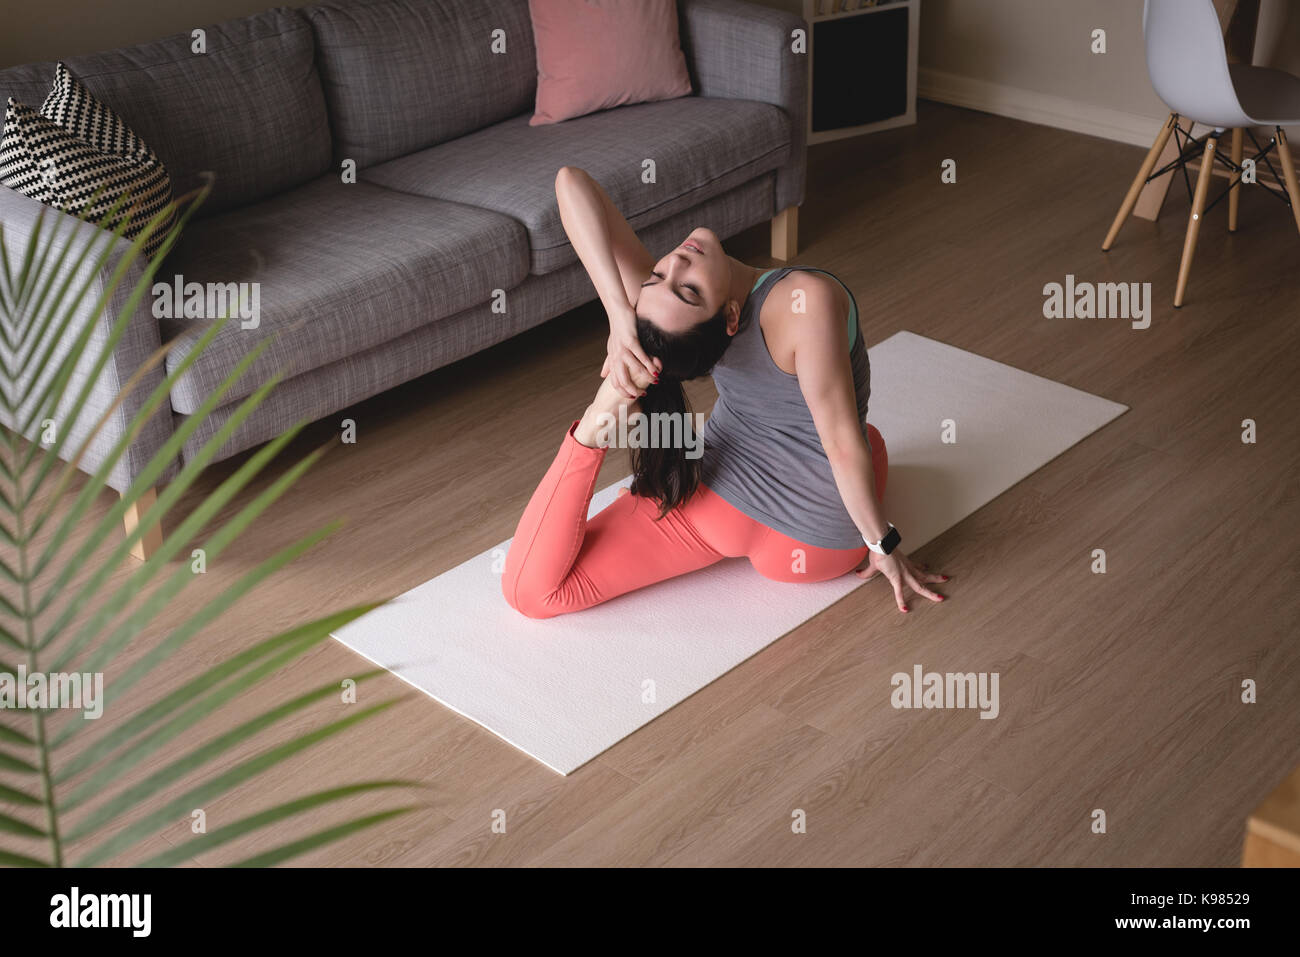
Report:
0,783,41,806
74,699,403,867
4,186,122,374
2,181,419,867
229,808,419,869
52,557,353,759
0,720,33,747
0,810,44,838
0,750,38,774
58,640,386,811
13,191,175,451
138,782,420,867
0,849,49,868
39,374,296,660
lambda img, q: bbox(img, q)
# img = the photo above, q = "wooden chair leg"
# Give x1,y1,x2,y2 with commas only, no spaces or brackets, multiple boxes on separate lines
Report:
122,487,163,561
1228,127,1244,232
1103,113,1178,251
1275,127,1300,237
1174,131,1220,308
770,205,798,261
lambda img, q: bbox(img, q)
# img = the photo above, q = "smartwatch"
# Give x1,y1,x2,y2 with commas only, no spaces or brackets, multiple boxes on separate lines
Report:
864,523,901,555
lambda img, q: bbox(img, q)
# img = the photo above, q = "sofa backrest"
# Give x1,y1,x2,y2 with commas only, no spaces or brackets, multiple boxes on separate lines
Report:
304,0,537,169
0,7,332,219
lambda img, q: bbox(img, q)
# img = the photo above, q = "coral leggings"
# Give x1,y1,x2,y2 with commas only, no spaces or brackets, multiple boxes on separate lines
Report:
502,420,889,619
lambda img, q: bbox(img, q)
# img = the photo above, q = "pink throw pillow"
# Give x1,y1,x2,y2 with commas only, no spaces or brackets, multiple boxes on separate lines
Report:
528,0,694,126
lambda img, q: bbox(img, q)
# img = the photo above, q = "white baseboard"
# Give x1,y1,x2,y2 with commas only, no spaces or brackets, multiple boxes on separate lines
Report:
919,67,1166,148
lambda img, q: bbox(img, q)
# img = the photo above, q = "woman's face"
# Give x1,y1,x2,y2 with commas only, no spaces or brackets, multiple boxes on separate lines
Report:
635,227,732,335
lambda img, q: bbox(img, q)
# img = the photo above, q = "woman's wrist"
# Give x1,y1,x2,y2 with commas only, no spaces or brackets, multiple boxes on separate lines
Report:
605,299,637,333
575,374,641,447
574,403,612,449
862,520,893,545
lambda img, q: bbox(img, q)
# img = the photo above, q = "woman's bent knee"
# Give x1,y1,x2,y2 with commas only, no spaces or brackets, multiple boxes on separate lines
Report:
502,581,561,619
500,562,560,620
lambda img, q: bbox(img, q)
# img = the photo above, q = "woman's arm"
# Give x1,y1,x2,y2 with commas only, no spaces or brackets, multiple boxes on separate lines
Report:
554,167,661,396
791,282,946,612
792,287,891,544
555,166,655,312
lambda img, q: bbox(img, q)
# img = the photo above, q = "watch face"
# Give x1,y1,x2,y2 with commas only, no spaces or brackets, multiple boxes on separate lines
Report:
882,526,901,554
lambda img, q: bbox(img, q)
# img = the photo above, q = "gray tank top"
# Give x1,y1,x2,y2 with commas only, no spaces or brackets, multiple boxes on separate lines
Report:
699,265,871,550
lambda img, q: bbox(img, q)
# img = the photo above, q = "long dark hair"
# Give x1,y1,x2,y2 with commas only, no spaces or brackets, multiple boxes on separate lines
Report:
629,307,733,518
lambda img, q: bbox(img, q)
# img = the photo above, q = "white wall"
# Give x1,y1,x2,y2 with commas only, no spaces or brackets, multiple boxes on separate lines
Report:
0,0,308,66
917,0,1300,145
7,0,1297,146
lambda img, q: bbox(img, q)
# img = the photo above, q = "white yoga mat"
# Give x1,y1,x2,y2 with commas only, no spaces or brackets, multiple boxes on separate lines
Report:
333,331,1127,774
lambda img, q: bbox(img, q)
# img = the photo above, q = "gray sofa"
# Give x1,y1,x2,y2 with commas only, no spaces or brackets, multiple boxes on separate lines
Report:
0,0,807,555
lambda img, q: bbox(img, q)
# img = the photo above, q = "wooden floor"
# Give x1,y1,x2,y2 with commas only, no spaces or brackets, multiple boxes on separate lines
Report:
6,100,1298,867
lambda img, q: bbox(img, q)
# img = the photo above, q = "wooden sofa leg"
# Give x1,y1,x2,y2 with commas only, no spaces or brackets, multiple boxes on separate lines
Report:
123,487,163,561
770,205,798,261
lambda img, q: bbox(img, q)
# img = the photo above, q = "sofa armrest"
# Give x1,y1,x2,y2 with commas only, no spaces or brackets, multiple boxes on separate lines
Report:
678,0,809,210
0,186,177,494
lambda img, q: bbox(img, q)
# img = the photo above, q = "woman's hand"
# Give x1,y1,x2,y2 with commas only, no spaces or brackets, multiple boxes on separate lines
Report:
602,308,660,400
575,361,657,448
855,549,948,614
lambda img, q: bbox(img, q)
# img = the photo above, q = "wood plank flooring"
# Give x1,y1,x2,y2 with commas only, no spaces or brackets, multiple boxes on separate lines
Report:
4,100,1297,866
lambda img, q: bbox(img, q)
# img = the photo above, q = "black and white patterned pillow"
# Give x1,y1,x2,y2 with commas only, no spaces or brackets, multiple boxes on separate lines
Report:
0,63,175,258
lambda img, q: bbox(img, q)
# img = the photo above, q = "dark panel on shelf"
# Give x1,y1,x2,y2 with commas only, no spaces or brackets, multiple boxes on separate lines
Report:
811,5,909,132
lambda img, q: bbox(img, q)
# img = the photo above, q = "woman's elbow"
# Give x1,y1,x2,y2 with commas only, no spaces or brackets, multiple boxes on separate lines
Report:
555,166,587,188
823,432,870,468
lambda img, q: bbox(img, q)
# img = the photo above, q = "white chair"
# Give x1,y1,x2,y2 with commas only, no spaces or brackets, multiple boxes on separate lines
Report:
1103,0,1300,307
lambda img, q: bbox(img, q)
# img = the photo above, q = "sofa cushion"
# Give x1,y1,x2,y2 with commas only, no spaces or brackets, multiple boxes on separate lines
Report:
361,95,791,275
173,173,777,467
528,0,692,126
0,9,332,218
1,76,175,258
305,0,538,168
40,62,163,165
159,176,529,414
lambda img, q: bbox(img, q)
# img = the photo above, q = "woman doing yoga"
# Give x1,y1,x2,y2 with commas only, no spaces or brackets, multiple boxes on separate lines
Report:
502,167,948,619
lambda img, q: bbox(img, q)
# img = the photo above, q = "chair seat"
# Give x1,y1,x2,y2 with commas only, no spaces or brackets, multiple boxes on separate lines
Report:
361,96,792,275
1230,63,1300,126
160,176,529,414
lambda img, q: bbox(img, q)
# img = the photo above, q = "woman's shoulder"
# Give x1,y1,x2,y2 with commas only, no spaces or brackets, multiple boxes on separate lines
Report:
763,267,850,325
753,268,851,375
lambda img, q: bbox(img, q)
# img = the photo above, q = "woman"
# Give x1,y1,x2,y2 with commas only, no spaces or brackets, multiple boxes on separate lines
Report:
502,167,948,619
